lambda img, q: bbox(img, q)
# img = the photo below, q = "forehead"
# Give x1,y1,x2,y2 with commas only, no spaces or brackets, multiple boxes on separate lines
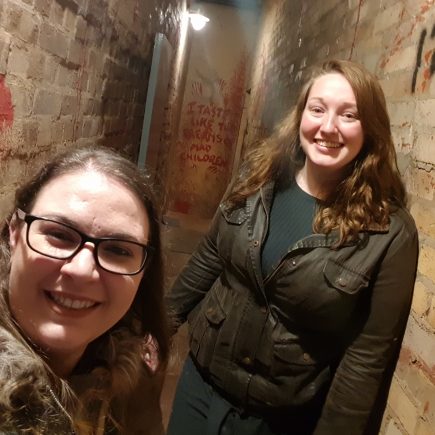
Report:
308,73,356,102
30,170,149,237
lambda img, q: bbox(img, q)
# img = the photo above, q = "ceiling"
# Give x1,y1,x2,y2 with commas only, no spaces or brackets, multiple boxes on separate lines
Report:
194,0,262,9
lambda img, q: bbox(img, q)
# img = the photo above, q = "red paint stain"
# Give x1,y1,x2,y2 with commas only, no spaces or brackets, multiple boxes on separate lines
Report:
420,0,434,14
0,75,13,131
399,346,435,383
420,67,431,91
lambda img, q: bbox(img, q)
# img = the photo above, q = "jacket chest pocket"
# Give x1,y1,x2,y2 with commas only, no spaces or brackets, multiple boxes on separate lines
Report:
218,205,250,263
188,289,227,369
323,259,369,295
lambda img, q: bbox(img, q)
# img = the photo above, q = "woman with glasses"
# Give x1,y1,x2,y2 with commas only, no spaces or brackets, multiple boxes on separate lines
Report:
0,146,169,434
167,60,419,435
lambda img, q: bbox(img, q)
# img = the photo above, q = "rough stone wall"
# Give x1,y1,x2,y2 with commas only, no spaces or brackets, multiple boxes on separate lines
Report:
0,0,187,217
247,1,435,434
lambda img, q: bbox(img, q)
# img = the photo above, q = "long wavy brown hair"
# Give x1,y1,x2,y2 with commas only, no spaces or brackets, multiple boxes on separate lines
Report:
227,59,406,245
0,146,170,433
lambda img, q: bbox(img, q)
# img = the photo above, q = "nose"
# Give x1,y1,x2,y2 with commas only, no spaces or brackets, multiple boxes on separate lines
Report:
60,243,100,281
320,113,338,134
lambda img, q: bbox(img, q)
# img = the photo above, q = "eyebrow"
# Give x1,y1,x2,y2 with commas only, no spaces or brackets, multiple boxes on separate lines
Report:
306,97,358,109
37,213,148,243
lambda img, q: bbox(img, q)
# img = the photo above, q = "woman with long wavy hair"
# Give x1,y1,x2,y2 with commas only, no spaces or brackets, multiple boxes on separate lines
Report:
0,146,170,434
167,60,419,435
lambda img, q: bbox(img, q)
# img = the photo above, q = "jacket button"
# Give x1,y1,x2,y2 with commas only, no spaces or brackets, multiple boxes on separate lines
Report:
291,259,297,266
242,356,252,366
253,240,259,247
336,277,347,287
302,353,310,362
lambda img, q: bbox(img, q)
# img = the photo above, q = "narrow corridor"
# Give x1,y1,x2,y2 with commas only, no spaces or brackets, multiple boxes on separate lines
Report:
159,212,211,428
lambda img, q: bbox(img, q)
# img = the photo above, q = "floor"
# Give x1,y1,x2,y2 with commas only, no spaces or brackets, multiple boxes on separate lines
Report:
159,211,211,428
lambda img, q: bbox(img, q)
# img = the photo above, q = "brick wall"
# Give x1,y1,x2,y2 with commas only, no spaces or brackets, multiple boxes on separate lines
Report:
0,0,187,218
247,1,435,434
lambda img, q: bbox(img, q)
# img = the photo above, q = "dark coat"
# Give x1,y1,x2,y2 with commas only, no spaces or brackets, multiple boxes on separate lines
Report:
167,182,419,435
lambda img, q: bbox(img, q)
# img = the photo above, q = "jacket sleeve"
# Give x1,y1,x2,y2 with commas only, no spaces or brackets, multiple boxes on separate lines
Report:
166,209,224,331
314,219,419,435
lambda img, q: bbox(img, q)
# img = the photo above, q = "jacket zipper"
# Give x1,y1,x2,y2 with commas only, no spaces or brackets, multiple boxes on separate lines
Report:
47,385,76,434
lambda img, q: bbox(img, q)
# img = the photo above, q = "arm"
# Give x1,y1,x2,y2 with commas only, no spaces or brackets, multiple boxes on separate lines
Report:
166,210,224,330
314,219,419,435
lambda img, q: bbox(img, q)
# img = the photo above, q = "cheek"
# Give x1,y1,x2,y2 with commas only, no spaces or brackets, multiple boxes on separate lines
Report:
108,275,142,313
299,115,309,134
9,244,59,296
299,114,318,140
344,123,364,145
8,241,28,295
8,253,31,321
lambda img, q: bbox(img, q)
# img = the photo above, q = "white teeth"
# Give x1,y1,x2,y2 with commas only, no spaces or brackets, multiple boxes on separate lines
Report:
50,293,96,310
317,140,341,148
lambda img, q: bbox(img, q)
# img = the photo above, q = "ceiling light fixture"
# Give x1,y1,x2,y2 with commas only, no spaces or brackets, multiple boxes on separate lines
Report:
188,12,210,31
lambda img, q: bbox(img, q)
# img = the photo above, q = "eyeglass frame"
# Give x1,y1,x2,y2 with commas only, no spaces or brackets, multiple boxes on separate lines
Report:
13,208,154,276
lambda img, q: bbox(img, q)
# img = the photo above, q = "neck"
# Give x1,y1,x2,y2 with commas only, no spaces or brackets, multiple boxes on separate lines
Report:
45,348,85,378
296,162,343,200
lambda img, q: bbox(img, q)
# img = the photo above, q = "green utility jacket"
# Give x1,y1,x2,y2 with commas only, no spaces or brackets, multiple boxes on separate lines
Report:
168,182,419,435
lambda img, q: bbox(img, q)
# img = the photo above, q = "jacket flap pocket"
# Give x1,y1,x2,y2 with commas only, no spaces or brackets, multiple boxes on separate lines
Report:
204,301,226,326
323,259,369,294
274,341,316,366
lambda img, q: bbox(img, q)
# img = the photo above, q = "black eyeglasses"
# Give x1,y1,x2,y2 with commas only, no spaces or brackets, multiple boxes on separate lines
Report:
15,209,153,276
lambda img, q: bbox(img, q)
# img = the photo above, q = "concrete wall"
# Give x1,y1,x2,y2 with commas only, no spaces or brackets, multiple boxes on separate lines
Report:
246,1,435,434
164,2,259,219
0,0,187,218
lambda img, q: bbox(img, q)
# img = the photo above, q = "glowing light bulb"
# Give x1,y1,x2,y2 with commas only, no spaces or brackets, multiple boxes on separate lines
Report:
188,12,209,31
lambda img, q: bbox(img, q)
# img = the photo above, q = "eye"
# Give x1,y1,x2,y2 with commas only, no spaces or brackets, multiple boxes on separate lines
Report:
341,112,359,121
307,105,325,117
40,224,78,246
101,242,134,258
47,230,74,241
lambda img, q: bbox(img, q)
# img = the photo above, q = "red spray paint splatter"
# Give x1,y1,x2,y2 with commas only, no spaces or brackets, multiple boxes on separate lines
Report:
0,75,13,132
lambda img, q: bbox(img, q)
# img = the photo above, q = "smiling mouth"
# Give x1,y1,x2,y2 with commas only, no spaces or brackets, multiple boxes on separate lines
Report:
316,140,342,148
46,291,98,310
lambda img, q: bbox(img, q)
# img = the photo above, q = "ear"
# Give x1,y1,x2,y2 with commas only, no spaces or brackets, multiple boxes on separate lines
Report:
8,214,20,252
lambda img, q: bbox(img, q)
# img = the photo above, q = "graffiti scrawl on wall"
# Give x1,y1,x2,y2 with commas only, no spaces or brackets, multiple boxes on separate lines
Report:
0,75,13,133
412,23,435,93
378,1,434,94
179,101,234,173
170,51,250,217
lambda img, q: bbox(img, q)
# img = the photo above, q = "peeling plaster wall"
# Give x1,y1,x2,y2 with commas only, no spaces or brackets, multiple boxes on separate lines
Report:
0,0,187,218
246,1,435,434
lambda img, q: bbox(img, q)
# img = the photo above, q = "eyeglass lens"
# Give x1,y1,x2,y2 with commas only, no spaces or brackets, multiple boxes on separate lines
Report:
27,219,146,274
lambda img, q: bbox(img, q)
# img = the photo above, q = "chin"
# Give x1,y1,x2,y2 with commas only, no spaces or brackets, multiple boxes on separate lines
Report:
32,328,89,354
